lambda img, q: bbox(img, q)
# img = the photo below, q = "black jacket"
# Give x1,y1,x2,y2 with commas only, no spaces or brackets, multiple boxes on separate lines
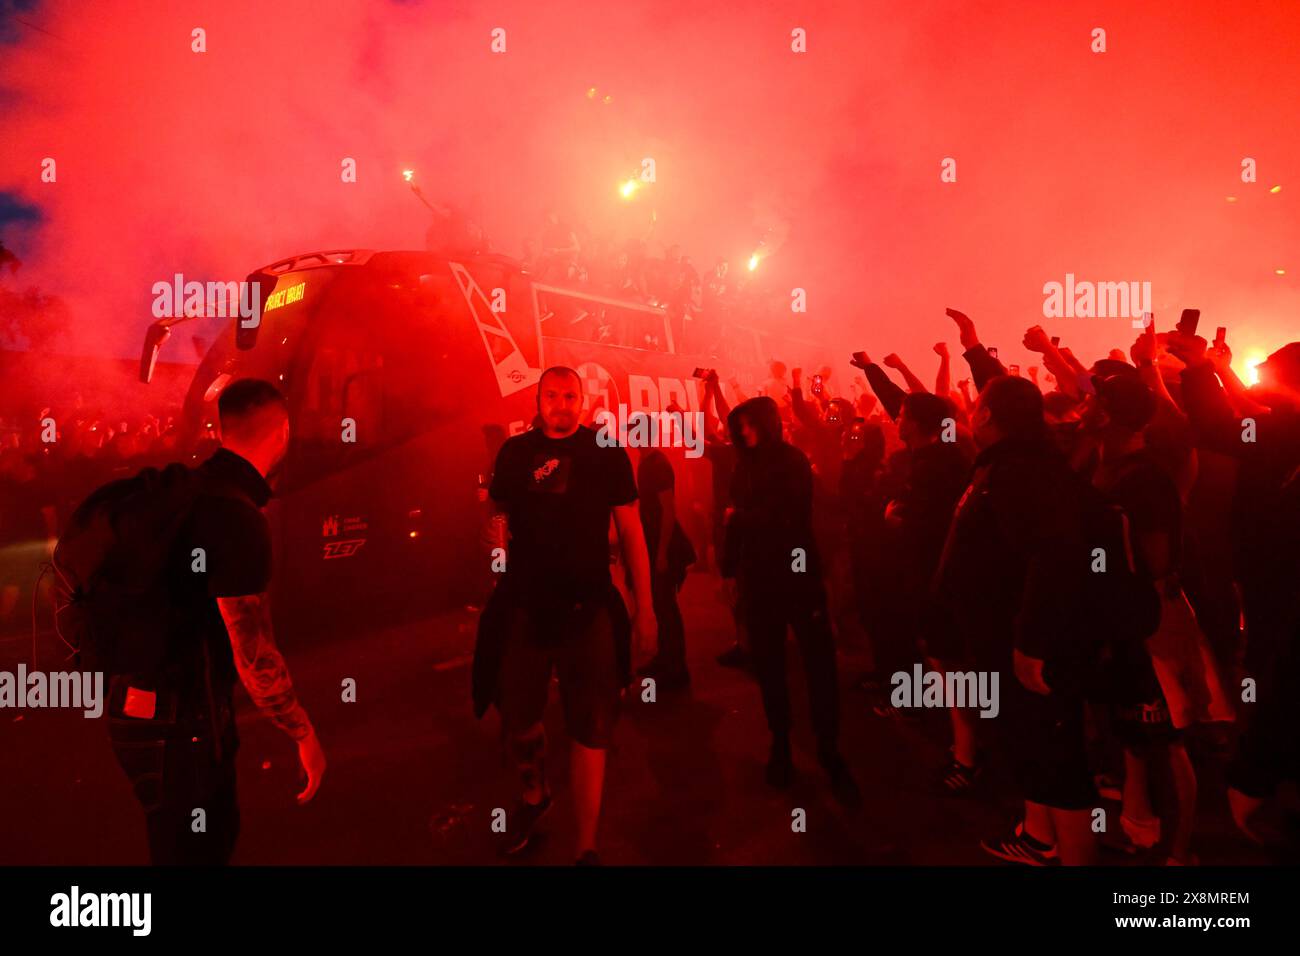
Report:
932,435,1092,682
721,397,823,584
894,440,973,593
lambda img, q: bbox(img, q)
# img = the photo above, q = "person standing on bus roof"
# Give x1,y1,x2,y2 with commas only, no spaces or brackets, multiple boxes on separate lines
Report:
477,366,657,864
539,210,581,282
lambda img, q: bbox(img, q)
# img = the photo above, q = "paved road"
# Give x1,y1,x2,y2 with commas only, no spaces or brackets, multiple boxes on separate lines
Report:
0,573,1272,865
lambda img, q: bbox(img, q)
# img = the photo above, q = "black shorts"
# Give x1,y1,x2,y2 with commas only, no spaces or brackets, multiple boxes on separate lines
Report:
1002,681,1097,811
496,601,621,749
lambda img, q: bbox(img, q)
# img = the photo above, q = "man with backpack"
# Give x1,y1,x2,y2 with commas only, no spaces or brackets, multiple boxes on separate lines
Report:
57,378,324,864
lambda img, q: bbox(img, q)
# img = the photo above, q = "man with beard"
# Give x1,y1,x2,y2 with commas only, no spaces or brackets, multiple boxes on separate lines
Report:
476,366,657,864
721,396,861,807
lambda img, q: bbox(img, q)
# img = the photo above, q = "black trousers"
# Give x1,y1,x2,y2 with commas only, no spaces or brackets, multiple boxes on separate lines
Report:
739,576,840,747
107,678,240,865
651,568,688,675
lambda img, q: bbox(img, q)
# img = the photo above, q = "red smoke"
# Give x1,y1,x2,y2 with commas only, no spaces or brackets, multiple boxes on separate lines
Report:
1,0,1297,367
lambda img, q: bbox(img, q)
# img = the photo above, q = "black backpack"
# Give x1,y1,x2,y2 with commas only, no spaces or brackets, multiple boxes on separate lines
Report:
1077,479,1162,649
48,462,203,678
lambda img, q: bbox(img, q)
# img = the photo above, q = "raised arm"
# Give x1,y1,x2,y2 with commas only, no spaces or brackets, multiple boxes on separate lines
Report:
789,368,824,431
947,308,1006,391
1206,336,1269,419
883,353,930,394
956,378,975,415
1023,325,1080,399
1130,321,1186,426
934,342,951,398
1164,330,1269,460
851,353,906,422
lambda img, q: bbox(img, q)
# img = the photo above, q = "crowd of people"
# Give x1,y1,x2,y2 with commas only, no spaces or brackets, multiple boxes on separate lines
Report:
419,196,781,355
596,308,1299,865
519,210,778,356
0,404,184,630
7,299,1299,868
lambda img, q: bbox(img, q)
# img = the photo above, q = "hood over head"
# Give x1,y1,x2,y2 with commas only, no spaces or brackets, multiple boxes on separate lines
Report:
728,396,784,450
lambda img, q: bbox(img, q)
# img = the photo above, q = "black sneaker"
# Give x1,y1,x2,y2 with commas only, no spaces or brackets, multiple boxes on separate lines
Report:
575,850,601,866
766,737,794,789
499,791,553,856
980,820,1060,866
818,749,863,809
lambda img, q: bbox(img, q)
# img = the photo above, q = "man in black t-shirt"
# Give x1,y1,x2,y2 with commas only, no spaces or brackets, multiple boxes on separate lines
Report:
483,366,656,864
106,379,324,865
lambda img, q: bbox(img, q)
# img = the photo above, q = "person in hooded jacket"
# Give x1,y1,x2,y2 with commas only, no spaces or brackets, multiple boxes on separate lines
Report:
720,396,861,807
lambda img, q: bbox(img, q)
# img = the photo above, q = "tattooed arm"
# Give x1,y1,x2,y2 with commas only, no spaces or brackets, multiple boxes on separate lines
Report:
217,593,313,740
218,593,326,803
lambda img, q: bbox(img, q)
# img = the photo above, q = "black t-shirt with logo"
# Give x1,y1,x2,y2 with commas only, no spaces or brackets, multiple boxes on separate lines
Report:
489,426,638,603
